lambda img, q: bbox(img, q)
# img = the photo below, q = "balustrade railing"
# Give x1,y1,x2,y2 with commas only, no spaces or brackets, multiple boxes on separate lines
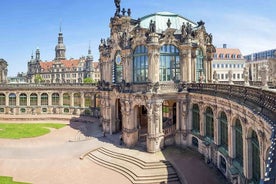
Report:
187,83,276,124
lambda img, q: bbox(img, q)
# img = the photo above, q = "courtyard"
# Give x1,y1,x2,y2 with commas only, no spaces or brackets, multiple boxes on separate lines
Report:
0,116,228,184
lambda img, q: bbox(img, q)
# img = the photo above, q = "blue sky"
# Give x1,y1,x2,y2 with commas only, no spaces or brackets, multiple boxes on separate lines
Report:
0,0,275,76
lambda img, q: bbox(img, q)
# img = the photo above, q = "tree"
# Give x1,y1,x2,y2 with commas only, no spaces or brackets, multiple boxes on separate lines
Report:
83,77,96,84
34,74,44,84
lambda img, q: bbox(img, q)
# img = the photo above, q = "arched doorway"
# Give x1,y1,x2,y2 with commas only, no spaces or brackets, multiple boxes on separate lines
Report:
137,105,148,143
115,99,122,133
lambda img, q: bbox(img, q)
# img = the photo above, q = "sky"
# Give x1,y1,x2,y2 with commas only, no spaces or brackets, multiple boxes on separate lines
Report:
0,0,275,76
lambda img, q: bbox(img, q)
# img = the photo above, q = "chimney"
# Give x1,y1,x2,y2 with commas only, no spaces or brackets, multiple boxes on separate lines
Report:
223,44,227,48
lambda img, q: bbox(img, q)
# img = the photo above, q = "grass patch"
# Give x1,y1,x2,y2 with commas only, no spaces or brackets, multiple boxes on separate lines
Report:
0,176,31,184
0,123,66,139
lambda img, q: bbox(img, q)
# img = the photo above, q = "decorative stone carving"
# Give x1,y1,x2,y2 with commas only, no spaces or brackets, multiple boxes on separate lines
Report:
243,67,250,86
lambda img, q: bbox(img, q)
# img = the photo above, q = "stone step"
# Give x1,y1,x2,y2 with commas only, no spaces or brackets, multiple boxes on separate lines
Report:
86,147,180,184
98,147,172,169
88,153,179,183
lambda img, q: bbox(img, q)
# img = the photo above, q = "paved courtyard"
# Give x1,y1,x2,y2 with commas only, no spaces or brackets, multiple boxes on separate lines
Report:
0,116,228,184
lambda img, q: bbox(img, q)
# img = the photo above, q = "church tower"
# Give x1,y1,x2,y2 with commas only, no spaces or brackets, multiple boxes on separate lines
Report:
55,28,66,60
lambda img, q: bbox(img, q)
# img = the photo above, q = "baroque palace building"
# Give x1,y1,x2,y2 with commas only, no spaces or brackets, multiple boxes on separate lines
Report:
98,1,276,184
27,30,100,83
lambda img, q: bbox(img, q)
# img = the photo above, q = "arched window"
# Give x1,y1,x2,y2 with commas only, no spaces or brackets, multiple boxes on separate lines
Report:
133,45,148,82
192,104,200,133
84,93,92,107
205,107,214,140
196,49,204,82
52,93,59,106
63,93,70,106
30,93,38,106
19,93,27,106
74,93,81,107
252,131,260,183
9,93,16,106
0,93,5,106
41,93,48,106
235,119,243,167
159,45,180,81
220,112,228,150
112,51,123,83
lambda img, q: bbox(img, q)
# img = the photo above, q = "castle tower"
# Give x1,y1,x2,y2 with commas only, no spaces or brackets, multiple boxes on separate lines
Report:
55,28,66,60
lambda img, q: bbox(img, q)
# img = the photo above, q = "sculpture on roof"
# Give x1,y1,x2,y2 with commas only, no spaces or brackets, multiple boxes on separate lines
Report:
149,20,156,33
186,22,192,38
114,0,121,17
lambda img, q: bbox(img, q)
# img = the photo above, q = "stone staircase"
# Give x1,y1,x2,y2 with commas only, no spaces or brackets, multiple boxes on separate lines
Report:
85,147,181,184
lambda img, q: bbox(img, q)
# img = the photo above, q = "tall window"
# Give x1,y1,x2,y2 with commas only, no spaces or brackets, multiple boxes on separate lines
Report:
159,45,180,81
0,93,5,106
235,119,243,167
19,93,27,106
220,112,228,150
112,51,123,83
196,49,204,82
30,93,38,106
133,45,148,82
52,93,59,106
205,107,214,140
9,93,16,106
85,93,92,107
252,131,260,183
63,93,70,106
41,93,48,106
192,104,200,133
74,93,81,107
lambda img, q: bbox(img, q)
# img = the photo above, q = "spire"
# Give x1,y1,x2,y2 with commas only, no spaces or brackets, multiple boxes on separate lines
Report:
88,41,91,55
87,42,93,60
35,47,40,60
55,25,66,60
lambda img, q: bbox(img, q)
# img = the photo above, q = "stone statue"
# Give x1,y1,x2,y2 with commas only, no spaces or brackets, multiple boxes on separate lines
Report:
260,65,268,87
243,67,249,86
127,8,131,16
167,19,171,28
186,22,192,38
181,22,186,36
149,20,156,33
114,0,121,17
228,70,233,84
213,70,218,83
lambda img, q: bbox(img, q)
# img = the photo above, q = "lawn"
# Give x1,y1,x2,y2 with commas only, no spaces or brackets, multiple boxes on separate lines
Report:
0,123,66,139
0,176,30,184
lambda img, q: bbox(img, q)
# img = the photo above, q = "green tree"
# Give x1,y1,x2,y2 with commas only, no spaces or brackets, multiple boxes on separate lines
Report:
34,74,44,84
83,77,96,84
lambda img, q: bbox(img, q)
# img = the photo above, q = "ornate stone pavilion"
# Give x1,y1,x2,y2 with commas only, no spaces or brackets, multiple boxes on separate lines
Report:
98,1,276,184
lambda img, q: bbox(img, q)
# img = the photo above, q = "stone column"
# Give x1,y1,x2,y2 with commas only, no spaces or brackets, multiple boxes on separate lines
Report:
37,93,41,106
27,92,30,107
214,116,219,145
244,137,252,180
146,100,164,153
121,100,138,147
199,105,205,137
80,92,85,108
147,33,160,83
16,93,20,107
70,93,74,107
5,92,9,106
229,124,235,158
175,99,188,145
48,92,52,106
59,92,63,106
187,48,192,82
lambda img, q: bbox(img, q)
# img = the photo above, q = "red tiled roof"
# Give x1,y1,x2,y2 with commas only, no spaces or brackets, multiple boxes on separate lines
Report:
214,48,243,60
215,48,242,56
40,59,81,71
93,62,99,69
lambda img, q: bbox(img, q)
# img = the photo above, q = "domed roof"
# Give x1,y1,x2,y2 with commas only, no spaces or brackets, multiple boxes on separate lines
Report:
140,12,197,33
